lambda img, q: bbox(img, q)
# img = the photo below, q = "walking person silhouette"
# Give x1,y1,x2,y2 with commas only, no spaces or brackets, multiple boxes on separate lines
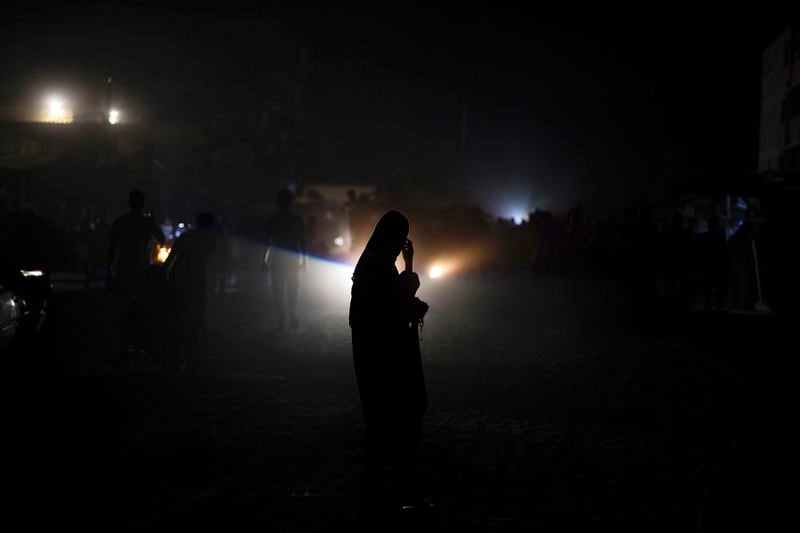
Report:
106,190,165,368
264,189,306,332
163,213,217,373
349,210,432,522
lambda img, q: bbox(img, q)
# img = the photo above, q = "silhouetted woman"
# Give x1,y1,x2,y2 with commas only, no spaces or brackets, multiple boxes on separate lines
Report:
349,210,429,512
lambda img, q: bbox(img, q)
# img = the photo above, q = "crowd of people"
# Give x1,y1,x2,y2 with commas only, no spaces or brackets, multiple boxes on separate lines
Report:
490,201,763,313
337,196,765,315
1,188,772,347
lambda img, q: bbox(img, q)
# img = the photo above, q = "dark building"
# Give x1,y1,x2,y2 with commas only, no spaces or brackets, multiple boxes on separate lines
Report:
0,120,157,210
759,26,800,173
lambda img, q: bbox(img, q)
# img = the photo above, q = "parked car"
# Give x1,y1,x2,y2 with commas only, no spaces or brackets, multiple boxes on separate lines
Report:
0,283,21,351
0,261,51,351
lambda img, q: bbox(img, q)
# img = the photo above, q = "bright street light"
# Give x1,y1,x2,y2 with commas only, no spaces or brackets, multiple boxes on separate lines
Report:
429,264,446,279
42,96,72,123
108,109,120,125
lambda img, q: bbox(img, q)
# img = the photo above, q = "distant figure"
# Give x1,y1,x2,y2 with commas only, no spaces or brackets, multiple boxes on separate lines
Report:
729,214,755,310
264,189,306,331
530,210,555,273
209,214,232,294
666,210,691,306
704,212,730,311
349,210,430,516
107,190,165,366
164,213,217,372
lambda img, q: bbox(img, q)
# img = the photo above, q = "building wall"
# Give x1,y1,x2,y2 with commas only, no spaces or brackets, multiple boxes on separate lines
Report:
758,27,800,173
759,28,787,171
759,27,800,173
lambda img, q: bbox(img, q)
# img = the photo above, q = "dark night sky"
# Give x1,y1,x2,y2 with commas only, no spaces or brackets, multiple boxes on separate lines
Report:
0,2,786,215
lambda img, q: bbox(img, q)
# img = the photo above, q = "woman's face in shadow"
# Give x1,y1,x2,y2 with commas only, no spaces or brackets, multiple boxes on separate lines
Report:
388,236,405,259
371,235,404,261
370,211,408,260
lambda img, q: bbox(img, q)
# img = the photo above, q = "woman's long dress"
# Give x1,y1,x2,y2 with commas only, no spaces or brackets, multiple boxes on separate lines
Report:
350,263,427,464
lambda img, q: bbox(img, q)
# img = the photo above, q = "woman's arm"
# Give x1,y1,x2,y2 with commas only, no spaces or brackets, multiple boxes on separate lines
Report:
402,239,414,273
400,239,420,297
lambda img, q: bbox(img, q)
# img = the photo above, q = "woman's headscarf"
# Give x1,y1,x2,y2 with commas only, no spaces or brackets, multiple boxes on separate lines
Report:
352,210,409,282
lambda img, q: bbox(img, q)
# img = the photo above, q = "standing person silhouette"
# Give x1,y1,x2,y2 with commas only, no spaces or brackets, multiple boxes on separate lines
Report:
164,213,217,373
704,211,730,312
106,190,165,368
264,189,306,331
349,210,431,519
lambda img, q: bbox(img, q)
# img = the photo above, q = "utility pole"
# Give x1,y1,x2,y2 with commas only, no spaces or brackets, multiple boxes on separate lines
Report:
105,57,113,124
461,89,469,183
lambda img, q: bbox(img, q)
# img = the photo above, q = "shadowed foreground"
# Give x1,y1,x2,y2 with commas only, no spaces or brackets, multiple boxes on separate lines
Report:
5,274,789,531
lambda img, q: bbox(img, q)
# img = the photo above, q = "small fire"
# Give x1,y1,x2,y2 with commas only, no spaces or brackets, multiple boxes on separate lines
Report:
156,244,171,264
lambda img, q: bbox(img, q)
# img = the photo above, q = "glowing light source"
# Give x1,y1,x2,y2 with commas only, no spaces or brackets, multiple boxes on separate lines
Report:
20,270,44,278
334,236,345,247
301,258,355,310
155,245,171,264
510,212,527,225
429,264,445,279
42,96,73,123
108,109,120,125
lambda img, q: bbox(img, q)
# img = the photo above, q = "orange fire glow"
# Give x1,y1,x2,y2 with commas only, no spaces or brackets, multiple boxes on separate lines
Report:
155,244,171,264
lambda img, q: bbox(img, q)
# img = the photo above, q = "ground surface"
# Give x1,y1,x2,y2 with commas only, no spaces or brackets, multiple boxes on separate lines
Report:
4,270,790,531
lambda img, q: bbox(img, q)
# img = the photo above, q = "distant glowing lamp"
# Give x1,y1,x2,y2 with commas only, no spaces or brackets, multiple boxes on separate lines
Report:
108,109,120,125
42,96,73,123
20,269,44,278
504,206,530,225
429,264,445,279
334,236,345,247
47,97,63,115
511,213,527,225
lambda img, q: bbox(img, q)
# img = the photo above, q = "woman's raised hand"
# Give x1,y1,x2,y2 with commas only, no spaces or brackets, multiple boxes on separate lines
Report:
402,239,414,272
